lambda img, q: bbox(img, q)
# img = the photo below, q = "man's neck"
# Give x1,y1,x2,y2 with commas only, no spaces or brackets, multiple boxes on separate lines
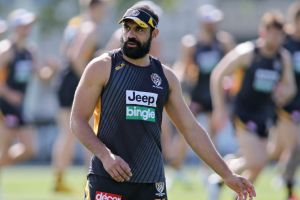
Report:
122,54,150,67
11,35,26,49
199,30,216,43
258,39,278,57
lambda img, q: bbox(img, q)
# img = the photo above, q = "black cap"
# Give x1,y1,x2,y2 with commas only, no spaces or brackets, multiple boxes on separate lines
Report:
119,8,158,29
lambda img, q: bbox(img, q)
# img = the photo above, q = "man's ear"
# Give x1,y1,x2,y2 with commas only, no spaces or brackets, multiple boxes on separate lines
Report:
152,28,159,38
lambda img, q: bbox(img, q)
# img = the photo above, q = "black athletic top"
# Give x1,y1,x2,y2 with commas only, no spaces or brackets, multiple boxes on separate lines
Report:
89,49,169,183
283,34,300,112
5,44,33,93
191,37,225,111
234,42,283,122
0,43,33,125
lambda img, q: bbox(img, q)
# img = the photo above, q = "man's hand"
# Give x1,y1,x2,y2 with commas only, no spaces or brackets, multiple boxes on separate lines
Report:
224,174,256,200
101,152,132,182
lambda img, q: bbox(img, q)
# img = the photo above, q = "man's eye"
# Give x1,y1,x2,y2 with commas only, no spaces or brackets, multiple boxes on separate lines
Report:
136,27,145,32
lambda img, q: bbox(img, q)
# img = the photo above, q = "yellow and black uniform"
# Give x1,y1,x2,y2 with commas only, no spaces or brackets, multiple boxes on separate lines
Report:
0,44,33,127
191,38,225,112
86,49,169,200
58,16,97,108
233,42,283,138
281,34,300,123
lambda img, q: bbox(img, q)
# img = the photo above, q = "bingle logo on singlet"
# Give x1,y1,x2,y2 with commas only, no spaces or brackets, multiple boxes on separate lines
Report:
126,90,158,122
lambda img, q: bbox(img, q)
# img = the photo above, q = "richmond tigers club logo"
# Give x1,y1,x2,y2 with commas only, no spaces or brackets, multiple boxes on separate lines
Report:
155,182,165,197
151,73,163,89
129,9,140,17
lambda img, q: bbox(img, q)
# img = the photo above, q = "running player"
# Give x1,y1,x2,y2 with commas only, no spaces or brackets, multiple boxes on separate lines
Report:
51,0,108,192
169,4,235,177
209,10,296,200
71,3,256,200
0,9,38,168
268,2,300,199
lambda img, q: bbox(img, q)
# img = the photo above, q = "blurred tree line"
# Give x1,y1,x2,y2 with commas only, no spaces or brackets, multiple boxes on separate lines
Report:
0,0,179,37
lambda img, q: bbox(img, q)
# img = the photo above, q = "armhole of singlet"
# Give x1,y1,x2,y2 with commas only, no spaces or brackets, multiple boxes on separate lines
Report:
253,41,259,55
101,49,120,94
151,56,170,100
246,41,259,69
277,48,285,80
277,48,283,60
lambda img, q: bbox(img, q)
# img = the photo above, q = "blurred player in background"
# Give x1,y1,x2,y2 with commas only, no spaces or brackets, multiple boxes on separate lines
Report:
268,2,300,199
169,4,235,180
0,17,7,197
0,8,57,182
0,9,37,169
209,10,296,200
51,0,109,192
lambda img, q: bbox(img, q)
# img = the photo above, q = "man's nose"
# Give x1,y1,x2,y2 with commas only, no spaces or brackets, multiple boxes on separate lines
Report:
127,29,137,38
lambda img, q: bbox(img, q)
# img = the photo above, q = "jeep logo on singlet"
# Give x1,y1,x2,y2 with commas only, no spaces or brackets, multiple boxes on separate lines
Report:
126,90,158,107
126,90,158,122
253,69,279,93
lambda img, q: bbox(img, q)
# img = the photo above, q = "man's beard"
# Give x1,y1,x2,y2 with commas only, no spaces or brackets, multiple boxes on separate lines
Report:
121,36,152,59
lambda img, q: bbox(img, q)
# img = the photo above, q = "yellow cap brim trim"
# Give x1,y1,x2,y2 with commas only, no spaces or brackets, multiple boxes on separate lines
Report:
119,17,149,28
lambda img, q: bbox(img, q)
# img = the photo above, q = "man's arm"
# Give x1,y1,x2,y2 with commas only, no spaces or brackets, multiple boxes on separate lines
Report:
210,42,253,131
68,22,98,77
163,65,256,199
104,28,122,51
172,34,197,83
273,49,296,106
70,53,132,182
217,31,236,53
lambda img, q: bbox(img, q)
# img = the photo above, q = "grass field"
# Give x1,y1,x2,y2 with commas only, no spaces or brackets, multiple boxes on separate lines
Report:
1,165,299,200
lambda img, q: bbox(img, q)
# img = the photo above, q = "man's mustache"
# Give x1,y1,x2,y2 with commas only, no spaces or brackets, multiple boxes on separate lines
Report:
125,38,141,46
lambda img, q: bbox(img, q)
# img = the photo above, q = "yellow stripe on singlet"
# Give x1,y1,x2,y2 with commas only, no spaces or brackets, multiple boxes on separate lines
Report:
0,65,8,123
68,16,81,26
84,180,91,200
229,68,245,96
277,109,292,121
234,117,247,132
0,65,8,84
0,109,4,122
93,98,101,135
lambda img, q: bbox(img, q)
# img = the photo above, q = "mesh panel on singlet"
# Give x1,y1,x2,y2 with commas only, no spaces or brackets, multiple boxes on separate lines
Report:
89,49,169,183
234,41,283,121
283,35,300,112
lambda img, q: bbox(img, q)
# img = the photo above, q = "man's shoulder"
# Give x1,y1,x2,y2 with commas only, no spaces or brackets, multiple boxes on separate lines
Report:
235,41,254,56
90,52,112,68
83,53,112,85
162,64,179,84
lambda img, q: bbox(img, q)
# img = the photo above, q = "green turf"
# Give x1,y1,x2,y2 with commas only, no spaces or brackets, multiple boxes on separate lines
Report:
0,165,299,200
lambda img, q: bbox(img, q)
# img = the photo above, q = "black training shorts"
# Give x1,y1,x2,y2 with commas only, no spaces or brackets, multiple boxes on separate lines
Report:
0,98,25,127
58,68,79,108
84,174,168,200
